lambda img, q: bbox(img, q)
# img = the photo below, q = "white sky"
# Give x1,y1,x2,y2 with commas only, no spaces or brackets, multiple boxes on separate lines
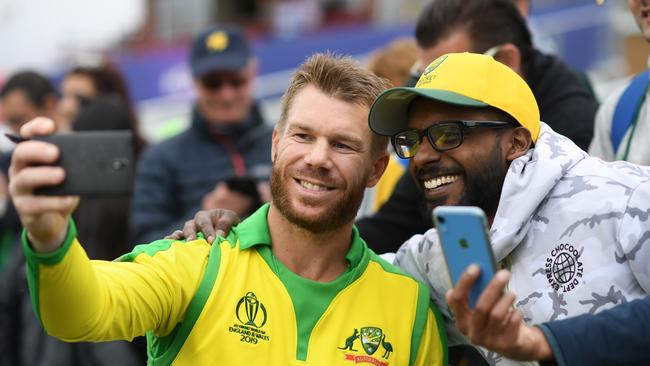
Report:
0,0,145,77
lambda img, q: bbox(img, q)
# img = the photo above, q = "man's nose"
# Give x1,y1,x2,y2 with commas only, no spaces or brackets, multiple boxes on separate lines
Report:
304,139,333,170
412,137,442,167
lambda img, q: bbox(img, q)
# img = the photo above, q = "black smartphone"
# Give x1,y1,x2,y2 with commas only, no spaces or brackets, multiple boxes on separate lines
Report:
34,131,134,196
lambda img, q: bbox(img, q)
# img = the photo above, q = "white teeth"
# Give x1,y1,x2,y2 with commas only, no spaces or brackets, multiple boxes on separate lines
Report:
424,175,458,190
300,180,327,191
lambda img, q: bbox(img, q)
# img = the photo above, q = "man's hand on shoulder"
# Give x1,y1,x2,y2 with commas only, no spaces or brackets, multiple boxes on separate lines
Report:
166,208,240,244
8,117,78,252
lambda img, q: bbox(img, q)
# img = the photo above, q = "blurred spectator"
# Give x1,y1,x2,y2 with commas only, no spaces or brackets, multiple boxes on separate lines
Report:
355,0,600,254
0,71,57,134
589,0,650,164
130,25,272,244
0,99,146,365
55,61,146,154
0,71,57,273
72,98,143,260
365,38,418,211
367,37,419,87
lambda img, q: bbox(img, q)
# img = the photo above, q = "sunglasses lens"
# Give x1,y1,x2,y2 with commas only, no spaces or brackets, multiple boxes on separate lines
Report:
201,75,247,90
392,131,421,159
428,124,462,151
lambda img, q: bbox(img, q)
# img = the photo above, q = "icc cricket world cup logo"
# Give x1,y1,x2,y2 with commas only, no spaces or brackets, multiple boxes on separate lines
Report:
236,292,268,328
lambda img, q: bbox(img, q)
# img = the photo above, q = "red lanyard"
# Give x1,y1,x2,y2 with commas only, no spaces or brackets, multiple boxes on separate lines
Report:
209,130,246,175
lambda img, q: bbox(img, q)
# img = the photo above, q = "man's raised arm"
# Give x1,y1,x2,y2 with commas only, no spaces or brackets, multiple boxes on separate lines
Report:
8,118,207,343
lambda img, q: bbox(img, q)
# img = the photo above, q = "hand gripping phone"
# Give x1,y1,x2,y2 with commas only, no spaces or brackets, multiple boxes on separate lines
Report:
34,131,134,196
432,206,497,309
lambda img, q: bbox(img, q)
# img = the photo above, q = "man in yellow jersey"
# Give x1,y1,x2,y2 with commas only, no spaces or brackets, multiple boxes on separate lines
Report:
8,53,446,365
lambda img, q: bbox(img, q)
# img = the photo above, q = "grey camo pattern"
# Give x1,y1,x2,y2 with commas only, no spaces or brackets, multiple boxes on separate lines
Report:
393,123,650,365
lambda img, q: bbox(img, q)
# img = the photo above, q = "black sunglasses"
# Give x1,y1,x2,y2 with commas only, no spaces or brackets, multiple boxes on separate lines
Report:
391,120,515,159
200,74,249,90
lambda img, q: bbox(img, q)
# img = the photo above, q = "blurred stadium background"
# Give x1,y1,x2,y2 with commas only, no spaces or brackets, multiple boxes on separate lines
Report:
0,0,647,142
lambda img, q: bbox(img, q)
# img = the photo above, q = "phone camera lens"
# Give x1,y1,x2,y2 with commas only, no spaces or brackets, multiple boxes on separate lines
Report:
112,159,128,170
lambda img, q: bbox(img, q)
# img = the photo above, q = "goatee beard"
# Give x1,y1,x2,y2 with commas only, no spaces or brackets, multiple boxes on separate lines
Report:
420,143,507,219
270,164,367,234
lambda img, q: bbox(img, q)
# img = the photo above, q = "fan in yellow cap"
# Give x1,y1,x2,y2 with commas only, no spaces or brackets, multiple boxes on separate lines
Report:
368,52,541,143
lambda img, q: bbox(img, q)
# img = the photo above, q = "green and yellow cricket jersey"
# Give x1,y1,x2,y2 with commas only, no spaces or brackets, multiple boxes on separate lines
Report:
23,204,447,365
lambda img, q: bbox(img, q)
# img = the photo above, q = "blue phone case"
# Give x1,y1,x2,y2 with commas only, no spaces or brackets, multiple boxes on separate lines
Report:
432,206,497,309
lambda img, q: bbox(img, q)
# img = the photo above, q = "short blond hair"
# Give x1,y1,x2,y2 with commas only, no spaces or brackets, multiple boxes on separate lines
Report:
278,53,390,157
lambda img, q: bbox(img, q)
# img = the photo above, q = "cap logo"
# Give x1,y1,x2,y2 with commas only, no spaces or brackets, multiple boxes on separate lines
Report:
206,31,229,52
416,55,448,88
422,55,448,76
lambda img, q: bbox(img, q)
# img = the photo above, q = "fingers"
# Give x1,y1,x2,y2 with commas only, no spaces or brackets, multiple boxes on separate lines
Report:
472,270,510,331
9,141,60,180
13,195,78,217
9,165,65,196
447,264,480,310
181,219,199,241
485,291,517,331
213,209,239,242
19,117,57,138
446,264,481,334
194,211,215,242
165,230,184,240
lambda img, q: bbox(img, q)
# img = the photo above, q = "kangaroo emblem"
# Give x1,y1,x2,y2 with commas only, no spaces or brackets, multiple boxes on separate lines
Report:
338,329,360,351
380,334,393,359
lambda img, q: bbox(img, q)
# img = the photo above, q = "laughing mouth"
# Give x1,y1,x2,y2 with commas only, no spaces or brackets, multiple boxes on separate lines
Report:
297,179,333,192
423,175,459,190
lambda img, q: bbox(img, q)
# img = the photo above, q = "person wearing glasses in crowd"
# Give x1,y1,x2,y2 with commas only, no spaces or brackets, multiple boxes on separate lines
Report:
369,52,650,364
130,25,273,244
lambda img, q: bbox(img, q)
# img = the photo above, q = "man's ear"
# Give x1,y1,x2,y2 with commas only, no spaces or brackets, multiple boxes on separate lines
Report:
493,43,522,76
365,151,389,188
505,127,532,162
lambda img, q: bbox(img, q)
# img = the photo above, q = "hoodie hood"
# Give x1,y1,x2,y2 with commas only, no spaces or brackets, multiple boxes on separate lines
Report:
490,122,589,261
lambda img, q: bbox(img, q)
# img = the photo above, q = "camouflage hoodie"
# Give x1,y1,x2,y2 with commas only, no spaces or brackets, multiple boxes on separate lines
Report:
395,122,650,365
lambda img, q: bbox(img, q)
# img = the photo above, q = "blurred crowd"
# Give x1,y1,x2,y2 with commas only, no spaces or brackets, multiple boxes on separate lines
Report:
0,0,649,365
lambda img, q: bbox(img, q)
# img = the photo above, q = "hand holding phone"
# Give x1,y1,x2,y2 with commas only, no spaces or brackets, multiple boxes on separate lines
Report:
6,131,134,196
433,206,497,309
8,118,77,251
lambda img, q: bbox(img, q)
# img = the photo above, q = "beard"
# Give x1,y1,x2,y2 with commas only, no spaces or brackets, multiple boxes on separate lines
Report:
417,142,507,218
270,162,368,234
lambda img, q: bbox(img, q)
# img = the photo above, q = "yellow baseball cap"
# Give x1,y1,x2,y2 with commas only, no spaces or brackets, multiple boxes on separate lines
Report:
368,52,540,143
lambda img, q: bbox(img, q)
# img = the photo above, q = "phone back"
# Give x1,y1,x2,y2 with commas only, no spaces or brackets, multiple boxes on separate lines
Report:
35,131,134,196
433,206,497,308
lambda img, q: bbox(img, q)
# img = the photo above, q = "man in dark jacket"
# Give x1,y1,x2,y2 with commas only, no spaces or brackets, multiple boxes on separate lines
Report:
131,25,273,244
356,0,599,253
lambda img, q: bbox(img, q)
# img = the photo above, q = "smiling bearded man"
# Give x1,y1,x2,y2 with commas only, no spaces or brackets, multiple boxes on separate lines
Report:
9,53,447,365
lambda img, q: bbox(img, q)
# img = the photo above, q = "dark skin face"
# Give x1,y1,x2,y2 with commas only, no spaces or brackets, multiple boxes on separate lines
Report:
406,98,532,222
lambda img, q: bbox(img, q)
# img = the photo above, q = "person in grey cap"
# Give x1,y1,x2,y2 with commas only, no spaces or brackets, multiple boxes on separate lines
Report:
130,25,273,244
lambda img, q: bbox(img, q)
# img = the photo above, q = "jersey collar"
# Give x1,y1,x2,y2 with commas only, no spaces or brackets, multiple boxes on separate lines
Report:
233,203,366,268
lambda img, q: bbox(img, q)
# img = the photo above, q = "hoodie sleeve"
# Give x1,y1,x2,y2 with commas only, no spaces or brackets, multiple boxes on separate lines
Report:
617,178,650,293
394,230,469,347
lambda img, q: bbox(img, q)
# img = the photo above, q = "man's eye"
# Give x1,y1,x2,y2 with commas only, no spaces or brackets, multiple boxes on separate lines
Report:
333,142,352,151
294,133,311,141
